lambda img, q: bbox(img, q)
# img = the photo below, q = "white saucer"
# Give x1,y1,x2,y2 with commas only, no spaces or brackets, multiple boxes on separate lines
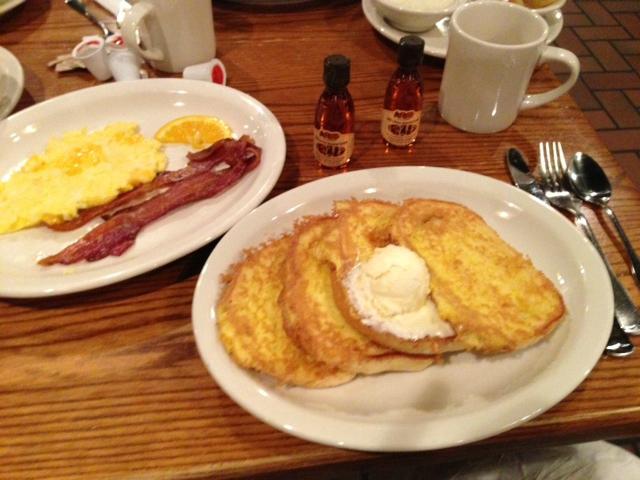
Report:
0,46,24,120
362,0,564,59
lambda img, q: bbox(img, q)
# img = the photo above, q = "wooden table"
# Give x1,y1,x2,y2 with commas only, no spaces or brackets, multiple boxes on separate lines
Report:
2,1,640,478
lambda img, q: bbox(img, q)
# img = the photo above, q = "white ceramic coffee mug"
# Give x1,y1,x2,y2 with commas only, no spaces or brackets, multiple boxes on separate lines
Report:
121,0,216,73
438,0,579,134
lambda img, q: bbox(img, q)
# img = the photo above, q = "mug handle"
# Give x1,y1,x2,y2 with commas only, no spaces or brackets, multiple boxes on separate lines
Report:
121,2,164,62
520,47,580,110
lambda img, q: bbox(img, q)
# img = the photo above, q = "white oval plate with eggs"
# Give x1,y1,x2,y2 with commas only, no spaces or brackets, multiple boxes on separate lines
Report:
0,79,285,298
192,166,612,452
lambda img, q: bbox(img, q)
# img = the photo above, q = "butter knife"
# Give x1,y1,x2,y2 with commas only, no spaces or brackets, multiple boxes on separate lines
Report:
506,148,548,204
506,148,634,357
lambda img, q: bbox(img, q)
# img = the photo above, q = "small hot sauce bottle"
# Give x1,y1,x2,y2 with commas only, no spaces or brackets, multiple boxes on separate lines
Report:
313,54,355,168
381,35,425,147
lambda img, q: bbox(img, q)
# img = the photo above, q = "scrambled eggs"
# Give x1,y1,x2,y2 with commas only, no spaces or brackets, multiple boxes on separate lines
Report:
0,122,167,234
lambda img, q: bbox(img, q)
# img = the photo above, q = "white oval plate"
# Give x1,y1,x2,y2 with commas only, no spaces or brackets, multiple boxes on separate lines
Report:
0,46,24,120
0,79,285,297
362,0,564,59
192,167,612,452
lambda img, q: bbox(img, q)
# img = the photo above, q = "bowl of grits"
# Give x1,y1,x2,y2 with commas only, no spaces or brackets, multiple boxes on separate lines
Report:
374,0,467,32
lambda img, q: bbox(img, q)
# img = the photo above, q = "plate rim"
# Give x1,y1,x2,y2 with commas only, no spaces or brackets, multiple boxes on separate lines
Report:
191,166,613,452
0,79,286,298
0,46,24,120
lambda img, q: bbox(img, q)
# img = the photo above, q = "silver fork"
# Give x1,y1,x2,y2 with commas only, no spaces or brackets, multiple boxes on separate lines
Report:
539,141,637,357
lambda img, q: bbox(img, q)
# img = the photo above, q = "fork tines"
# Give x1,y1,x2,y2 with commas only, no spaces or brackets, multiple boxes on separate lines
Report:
539,141,569,188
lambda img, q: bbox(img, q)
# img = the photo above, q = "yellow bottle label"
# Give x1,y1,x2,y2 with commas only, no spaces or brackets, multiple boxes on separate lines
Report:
381,109,422,146
313,128,354,168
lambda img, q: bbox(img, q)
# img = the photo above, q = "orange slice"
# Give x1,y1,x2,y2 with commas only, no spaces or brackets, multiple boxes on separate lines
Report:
155,115,233,150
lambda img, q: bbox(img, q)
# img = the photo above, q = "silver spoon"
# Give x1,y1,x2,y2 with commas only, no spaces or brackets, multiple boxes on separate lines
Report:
568,151,640,287
65,0,114,38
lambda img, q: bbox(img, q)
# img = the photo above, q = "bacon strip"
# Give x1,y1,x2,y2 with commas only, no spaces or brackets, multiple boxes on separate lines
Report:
48,137,254,232
39,139,261,266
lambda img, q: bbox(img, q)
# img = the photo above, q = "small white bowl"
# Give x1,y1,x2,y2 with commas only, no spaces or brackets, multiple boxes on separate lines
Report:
374,0,467,33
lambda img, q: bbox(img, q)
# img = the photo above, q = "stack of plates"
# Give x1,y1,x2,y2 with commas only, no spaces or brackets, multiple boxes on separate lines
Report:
361,0,565,58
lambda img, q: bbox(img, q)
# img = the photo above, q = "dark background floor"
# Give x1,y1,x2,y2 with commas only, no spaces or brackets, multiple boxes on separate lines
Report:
553,0,640,188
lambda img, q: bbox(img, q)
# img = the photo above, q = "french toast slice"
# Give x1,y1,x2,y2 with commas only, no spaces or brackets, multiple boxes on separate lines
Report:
392,199,566,353
217,235,355,388
334,199,464,355
335,199,398,265
280,216,434,374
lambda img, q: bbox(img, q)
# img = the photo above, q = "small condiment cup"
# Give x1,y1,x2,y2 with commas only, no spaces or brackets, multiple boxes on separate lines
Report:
72,35,112,81
107,49,141,81
105,33,141,81
182,59,227,85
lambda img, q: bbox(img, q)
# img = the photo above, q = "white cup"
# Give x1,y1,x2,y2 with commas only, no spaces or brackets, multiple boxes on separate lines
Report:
121,0,216,73
438,0,580,134
108,49,142,81
183,58,227,84
72,36,112,81
105,34,142,81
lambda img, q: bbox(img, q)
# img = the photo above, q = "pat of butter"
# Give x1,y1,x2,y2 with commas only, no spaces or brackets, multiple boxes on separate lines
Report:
345,245,454,340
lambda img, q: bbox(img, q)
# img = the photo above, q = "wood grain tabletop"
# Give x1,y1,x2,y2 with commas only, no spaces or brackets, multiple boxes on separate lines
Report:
1,1,640,478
